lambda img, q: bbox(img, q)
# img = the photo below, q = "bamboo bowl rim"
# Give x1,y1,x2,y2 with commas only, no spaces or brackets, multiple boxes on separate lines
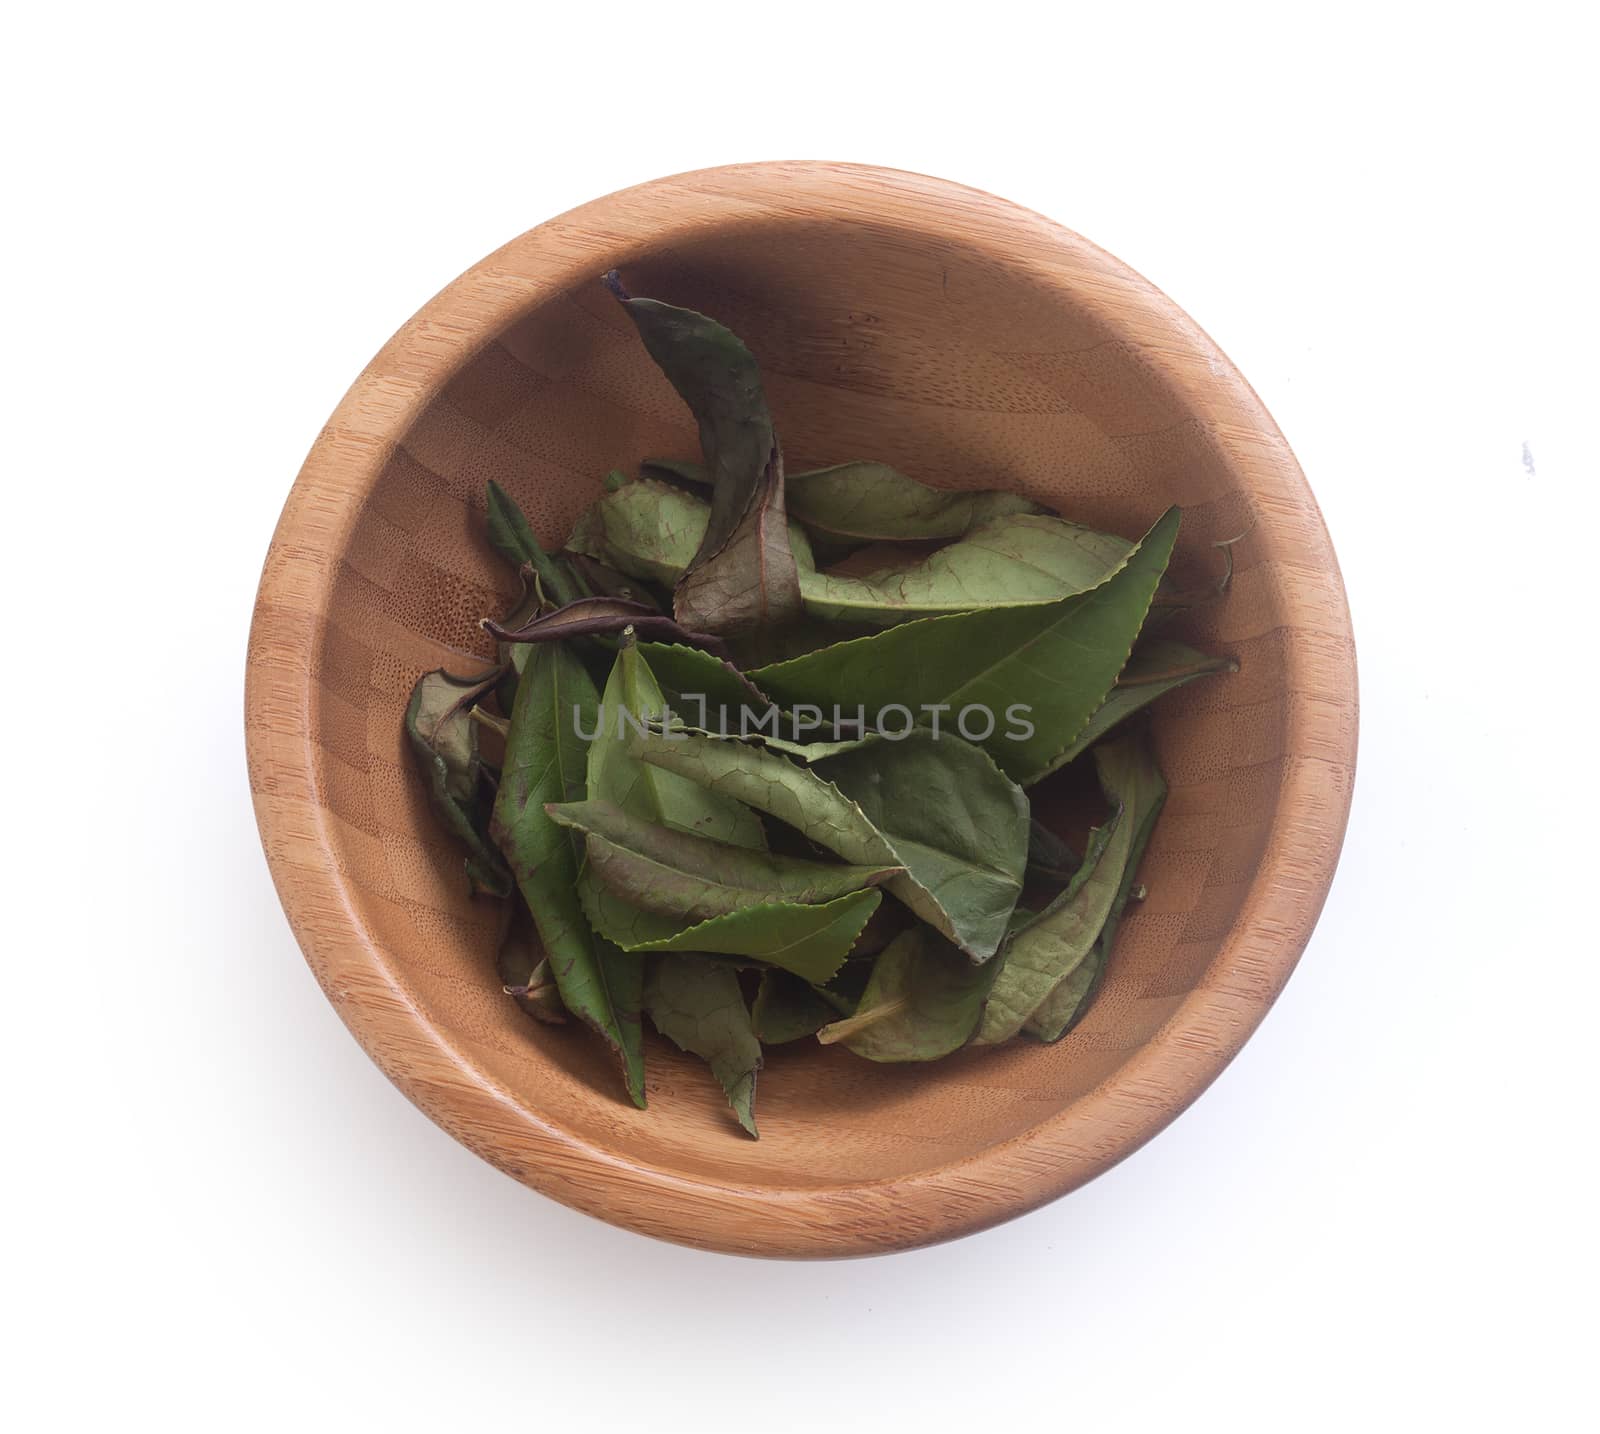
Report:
245,161,1357,1257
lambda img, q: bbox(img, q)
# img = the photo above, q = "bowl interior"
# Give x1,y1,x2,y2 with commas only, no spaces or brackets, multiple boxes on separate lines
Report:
319,211,1310,1190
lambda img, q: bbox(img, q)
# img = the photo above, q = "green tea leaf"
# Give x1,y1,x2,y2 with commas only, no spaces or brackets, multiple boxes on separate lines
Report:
405,668,512,898
797,514,1131,627
1025,734,1167,1041
597,934,646,1078
848,900,906,958
788,461,1044,542
490,642,645,1106
750,507,1182,783
1025,638,1236,783
673,443,803,636
978,730,1167,1044
604,274,776,572
588,640,764,849
485,479,582,607
644,954,762,1136
973,806,1130,1045
569,481,1131,629
644,458,1044,543
636,640,773,735
816,927,998,1062
628,727,1020,960
589,888,881,985
751,970,839,1044
1021,942,1104,1045
546,798,899,920
566,479,709,584
813,731,1029,963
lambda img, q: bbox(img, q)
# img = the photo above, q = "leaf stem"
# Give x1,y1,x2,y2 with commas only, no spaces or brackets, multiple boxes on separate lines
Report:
816,997,908,1045
469,705,509,738
1116,656,1239,688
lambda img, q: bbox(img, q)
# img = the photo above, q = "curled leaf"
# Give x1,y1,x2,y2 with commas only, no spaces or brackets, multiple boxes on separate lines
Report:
1024,734,1167,1041
644,457,1045,544
567,480,1132,629
486,596,729,655
672,442,803,637
497,907,567,1024
980,730,1168,1044
605,271,778,571
817,927,998,1062
795,514,1131,627
405,668,511,898
973,807,1130,1045
814,731,1029,963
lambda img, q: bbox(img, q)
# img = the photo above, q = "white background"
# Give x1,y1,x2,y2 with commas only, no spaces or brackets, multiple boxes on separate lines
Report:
6,3,1596,1429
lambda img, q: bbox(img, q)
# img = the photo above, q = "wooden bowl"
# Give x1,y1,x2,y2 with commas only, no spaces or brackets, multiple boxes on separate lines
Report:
246,162,1357,1257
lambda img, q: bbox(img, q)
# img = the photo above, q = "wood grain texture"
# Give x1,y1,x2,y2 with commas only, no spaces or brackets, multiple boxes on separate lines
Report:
245,161,1357,1258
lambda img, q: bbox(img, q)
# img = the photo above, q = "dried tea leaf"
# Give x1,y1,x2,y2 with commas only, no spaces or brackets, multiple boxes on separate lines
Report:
645,954,762,1136
644,457,1044,543
497,909,567,1024
546,797,899,920
490,642,645,1106
569,480,1132,629
673,443,802,637
817,927,998,1062
486,595,729,655
636,640,773,736
565,478,710,584
751,507,1182,783
605,273,776,570
973,807,1130,1045
629,727,1023,960
813,731,1029,963
795,514,1131,626
1025,638,1236,783
486,479,582,607
588,640,764,849
405,668,511,898
979,730,1168,1044
587,887,881,985
1025,734,1167,1041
